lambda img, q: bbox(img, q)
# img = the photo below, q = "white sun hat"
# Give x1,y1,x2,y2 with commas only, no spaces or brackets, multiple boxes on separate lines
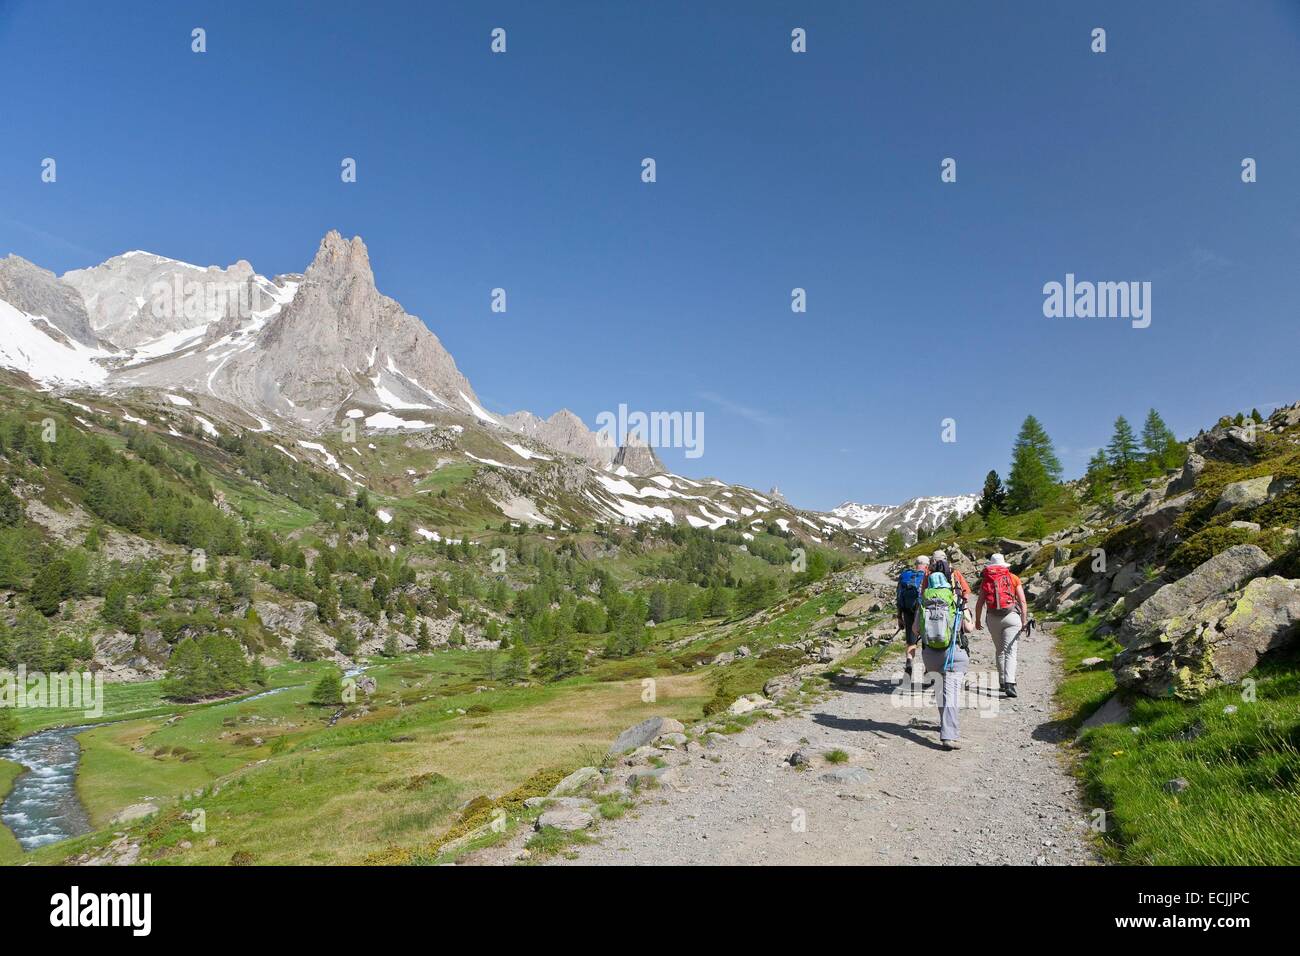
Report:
988,553,1009,567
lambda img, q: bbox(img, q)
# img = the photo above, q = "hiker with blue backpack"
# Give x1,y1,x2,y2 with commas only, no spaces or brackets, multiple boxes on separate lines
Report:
896,555,929,676
910,566,971,750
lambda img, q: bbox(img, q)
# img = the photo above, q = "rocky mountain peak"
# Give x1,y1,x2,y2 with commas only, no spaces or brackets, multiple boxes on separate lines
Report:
305,230,375,291
612,433,665,475
0,254,101,348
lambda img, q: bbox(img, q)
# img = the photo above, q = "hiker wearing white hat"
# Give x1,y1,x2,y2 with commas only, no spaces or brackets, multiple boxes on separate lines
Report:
975,554,1029,697
897,555,929,675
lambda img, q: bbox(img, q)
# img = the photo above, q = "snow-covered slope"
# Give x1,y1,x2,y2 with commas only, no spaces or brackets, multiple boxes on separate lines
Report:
830,494,978,543
0,298,118,387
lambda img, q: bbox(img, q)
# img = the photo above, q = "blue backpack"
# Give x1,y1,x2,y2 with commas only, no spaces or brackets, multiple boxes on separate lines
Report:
897,568,926,612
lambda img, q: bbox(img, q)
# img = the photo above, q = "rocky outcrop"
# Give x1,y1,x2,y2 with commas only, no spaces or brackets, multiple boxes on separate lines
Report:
62,250,277,348
504,409,614,467
0,254,102,347
1212,475,1289,515
611,433,665,475
1211,576,1300,682
1120,545,1270,646
1114,545,1279,698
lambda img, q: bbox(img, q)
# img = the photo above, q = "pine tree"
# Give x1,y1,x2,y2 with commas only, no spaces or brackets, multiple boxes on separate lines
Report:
311,667,343,706
1107,416,1141,483
30,558,72,616
503,638,530,682
416,619,431,651
1006,416,1062,513
976,470,1007,517
985,506,1008,538
1084,448,1112,504
1140,408,1181,472
382,631,400,657
883,528,905,557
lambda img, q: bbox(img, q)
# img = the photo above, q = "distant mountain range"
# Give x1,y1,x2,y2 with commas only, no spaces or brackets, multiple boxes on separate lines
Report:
0,231,969,546
829,495,980,544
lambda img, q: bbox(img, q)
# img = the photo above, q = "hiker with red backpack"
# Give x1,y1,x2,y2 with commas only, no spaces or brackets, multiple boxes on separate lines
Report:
896,554,929,675
974,553,1029,698
909,567,969,750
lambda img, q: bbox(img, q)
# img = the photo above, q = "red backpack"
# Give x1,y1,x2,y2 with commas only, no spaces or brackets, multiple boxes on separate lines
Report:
981,565,1018,610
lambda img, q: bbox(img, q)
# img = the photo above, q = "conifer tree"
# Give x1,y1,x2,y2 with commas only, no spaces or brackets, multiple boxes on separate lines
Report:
1140,408,1181,471
977,470,1007,517
1108,415,1141,483
1084,448,1112,504
311,666,343,706
1006,416,1062,513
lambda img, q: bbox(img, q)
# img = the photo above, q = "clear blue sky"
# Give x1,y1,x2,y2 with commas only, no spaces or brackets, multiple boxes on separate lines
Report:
2,1,1298,510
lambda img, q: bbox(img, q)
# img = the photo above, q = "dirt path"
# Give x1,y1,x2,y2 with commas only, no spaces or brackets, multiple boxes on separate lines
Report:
544,590,1098,866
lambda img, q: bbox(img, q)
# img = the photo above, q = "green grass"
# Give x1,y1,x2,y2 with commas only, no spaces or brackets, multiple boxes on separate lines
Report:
524,824,594,860
11,663,709,865
1052,615,1121,729
1058,618,1300,864
0,760,24,864
824,748,849,764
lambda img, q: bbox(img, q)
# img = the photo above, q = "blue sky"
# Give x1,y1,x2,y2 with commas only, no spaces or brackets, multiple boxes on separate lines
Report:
2,1,1298,510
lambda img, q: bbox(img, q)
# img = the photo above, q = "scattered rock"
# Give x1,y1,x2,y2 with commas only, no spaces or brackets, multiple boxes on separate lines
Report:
535,808,594,832
727,694,772,716
626,766,682,790
549,766,603,797
835,594,877,617
111,802,159,825
609,716,685,755
1163,777,1191,795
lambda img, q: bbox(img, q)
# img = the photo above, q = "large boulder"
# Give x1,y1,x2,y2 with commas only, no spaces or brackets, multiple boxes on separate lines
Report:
1197,425,1260,464
1167,452,1205,495
1212,576,1300,683
535,808,594,832
608,717,685,756
1137,492,1195,535
549,766,603,797
1052,581,1086,609
1212,476,1274,515
835,594,878,617
1109,563,1146,597
1120,545,1270,648
1115,545,1274,698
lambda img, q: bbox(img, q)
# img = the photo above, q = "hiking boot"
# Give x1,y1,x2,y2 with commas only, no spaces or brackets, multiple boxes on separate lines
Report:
1005,683,1018,698
942,740,962,751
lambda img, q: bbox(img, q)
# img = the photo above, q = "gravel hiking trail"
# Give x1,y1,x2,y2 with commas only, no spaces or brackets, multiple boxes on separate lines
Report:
549,563,1099,866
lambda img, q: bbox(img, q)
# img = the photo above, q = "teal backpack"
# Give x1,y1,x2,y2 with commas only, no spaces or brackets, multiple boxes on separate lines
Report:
921,572,958,651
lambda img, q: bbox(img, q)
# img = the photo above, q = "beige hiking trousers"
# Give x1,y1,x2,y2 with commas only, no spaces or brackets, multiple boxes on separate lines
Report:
986,609,1023,684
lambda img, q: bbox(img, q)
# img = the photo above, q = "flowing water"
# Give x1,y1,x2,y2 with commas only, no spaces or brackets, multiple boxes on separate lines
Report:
0,724,95,851
1,664,371,851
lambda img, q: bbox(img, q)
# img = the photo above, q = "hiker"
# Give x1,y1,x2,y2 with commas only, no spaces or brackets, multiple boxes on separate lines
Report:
930,550,971,603
896,554,929,675
974,553,1029,698
912,568,968,750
